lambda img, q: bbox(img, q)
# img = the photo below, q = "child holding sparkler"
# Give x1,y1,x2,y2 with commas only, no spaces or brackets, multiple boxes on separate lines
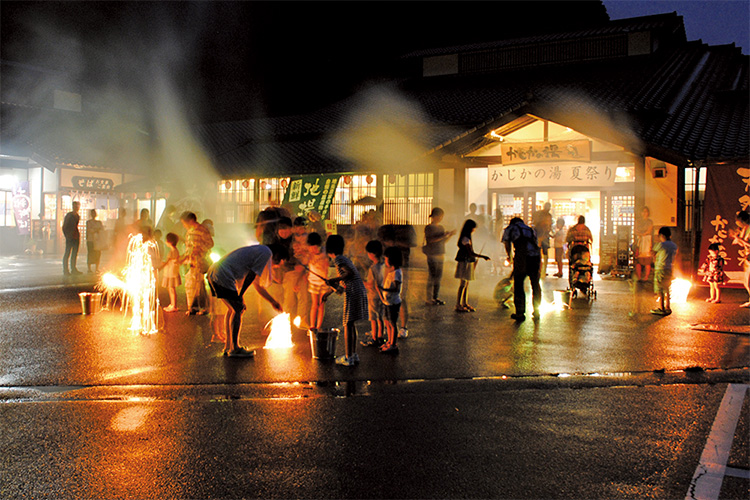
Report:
379,246,403,354
699,243,728,303
306,231,330,330
162,232,182,312
323,234,368,367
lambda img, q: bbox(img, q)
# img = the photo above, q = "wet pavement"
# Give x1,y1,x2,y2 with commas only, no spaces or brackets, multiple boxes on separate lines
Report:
1,253,748,387
1,253,748,499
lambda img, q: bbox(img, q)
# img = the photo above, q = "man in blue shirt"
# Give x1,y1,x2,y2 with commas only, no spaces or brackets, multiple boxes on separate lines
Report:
502,217,542,321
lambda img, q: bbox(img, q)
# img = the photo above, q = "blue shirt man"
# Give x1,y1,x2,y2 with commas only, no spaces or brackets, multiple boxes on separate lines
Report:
502,217,542,321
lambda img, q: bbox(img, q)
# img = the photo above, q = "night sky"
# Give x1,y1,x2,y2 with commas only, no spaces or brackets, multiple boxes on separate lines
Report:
1,1,747,123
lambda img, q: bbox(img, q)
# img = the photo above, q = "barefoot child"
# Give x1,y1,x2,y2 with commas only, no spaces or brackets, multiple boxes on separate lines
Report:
323,234,368,367
162,232,182,312
699,243,728,303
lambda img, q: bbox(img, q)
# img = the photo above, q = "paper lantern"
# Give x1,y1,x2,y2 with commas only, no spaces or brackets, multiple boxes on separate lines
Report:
388,174,396,183
343,175,351,185
224,180,232,189
242,180,250,189
281,179,288,189
366,175,374,184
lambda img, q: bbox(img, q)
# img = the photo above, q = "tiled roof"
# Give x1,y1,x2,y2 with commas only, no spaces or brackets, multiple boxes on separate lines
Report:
199,38,747,174
400,13,686,59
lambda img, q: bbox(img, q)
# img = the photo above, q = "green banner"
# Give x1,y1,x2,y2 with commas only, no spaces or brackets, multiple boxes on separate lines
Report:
283,174,340,219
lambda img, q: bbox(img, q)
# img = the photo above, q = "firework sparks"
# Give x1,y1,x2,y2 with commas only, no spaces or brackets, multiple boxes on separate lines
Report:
264,313,294,349
97,233,161,335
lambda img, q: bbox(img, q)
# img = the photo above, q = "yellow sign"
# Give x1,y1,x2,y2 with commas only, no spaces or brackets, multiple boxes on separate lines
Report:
500,140,591,165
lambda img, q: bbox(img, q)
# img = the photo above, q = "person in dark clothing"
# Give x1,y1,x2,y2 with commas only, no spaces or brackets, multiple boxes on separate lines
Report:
423,207,456,305
62,201,82,276
502,217,542,321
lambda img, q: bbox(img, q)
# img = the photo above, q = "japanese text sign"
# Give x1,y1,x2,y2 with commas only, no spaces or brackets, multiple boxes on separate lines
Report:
488,162,617,189
283,174,340,219
500,140,591,165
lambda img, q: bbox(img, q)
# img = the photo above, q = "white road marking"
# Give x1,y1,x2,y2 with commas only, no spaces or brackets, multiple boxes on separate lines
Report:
686,383,749,500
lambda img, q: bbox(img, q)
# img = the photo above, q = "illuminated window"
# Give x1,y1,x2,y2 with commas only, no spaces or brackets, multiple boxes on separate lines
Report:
0,191,15,227
43,194,56,220
330,175,377,225
614,165,635,183
258,178,289,212
217,178,256,224
382,173,434,226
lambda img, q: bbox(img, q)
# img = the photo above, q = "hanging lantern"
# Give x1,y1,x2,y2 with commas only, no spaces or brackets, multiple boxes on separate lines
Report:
343,175,351,185
132,193,138,200
224,180,232,190
164,192,170,199
388,174,396,184
145,192,152,199
242,179,250,189
260,181,267,190
281,179,288,189
366,175,374,185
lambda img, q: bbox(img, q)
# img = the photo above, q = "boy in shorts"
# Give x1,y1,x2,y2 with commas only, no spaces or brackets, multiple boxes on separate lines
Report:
207,244,287,357
651,227,678,315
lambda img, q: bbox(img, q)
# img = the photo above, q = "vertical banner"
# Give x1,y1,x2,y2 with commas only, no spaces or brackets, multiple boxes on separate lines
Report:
283,174,340,219
699,165,749,288
12,181,31,236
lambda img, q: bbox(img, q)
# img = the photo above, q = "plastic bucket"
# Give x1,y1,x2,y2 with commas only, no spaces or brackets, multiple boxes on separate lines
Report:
79,292,102,315
308,328,339,359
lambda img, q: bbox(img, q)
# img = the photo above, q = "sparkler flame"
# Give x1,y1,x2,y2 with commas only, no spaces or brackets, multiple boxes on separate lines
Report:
264,313,294,349
670,278,692,304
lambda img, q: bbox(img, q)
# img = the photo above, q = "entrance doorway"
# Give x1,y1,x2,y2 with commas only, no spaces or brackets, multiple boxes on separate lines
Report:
536,191,601,267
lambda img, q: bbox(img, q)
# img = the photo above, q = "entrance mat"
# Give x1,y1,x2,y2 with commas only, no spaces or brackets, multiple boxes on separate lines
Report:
690,324,750,336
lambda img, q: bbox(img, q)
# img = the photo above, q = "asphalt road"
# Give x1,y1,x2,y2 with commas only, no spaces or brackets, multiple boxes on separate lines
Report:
0,255,748,499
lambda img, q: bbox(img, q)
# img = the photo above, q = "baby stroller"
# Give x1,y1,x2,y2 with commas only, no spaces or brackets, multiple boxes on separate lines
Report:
568,243,596,300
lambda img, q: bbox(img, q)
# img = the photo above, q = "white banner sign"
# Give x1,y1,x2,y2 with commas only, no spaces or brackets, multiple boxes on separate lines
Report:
488,162,618,189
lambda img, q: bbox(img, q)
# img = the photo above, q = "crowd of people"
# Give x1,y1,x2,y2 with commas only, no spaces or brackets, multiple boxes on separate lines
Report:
61,199,750,363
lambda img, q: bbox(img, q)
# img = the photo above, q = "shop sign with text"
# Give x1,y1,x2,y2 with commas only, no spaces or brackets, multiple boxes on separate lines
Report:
12,181,31,235
60,169,121,191
488,162,617,189
500,140,591,165
283,174,340,219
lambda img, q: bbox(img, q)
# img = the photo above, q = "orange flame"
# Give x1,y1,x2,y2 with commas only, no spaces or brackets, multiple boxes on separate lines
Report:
264,313,294,349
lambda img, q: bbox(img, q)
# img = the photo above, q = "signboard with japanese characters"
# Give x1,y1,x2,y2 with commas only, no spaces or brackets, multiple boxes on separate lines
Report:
500,140,591,165
488,162,618,189
12,181,31,235
699,164,750,288
283,174,340,219
60,169,121,190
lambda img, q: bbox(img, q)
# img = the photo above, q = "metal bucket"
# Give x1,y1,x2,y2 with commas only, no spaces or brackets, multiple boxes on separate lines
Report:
79,292,102,315
553,289,571,307
308,328,339,359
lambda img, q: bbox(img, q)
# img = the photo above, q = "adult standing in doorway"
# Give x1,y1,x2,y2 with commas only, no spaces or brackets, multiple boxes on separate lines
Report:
532,202,553,276
62,201,81,276
423,207,455,305
502,217,542,321
634,206,654,281
85,209,105,274
181,211,214,315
